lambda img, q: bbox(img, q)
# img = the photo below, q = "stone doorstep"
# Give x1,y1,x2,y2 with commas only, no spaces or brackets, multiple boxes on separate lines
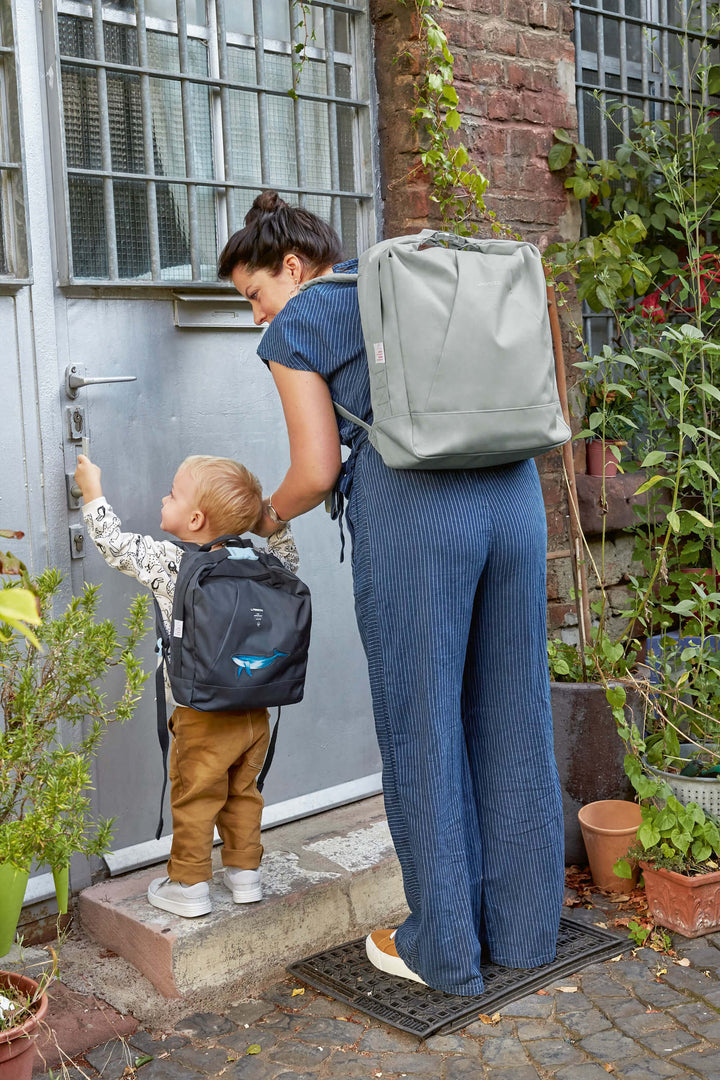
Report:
77,796,408,1000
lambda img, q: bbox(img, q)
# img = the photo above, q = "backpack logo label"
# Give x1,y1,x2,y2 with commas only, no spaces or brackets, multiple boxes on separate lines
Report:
173,620,183,638
232,650,288,677
251,607,264,626
374,341,386,364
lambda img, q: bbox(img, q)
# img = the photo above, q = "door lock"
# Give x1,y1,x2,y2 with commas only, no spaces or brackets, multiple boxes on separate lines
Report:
69,525,86,559
66,407,87,440
65,364,137,400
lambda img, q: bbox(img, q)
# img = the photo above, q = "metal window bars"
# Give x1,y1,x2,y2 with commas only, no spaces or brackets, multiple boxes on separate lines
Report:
572,0,719,354
52,0,373,284
0,0,29,282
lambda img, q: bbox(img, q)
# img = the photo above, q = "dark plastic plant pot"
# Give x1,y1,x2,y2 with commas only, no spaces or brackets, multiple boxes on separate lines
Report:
641,863,720,937
551,682,636,864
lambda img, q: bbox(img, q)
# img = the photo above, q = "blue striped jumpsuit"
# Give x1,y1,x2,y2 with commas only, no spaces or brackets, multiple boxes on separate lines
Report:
257,261,565,997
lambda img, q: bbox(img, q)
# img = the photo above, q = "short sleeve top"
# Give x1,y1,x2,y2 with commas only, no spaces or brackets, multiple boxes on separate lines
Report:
256,259,371,451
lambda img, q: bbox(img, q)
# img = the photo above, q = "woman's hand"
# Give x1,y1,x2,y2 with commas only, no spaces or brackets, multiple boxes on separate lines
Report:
253,498,284,538
74,454,103,503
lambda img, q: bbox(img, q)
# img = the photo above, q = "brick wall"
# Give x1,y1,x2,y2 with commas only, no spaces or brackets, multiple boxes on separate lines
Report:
369,0,584,630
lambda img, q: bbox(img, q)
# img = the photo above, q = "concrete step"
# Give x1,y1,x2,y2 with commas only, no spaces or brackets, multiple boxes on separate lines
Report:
78,796,407,1001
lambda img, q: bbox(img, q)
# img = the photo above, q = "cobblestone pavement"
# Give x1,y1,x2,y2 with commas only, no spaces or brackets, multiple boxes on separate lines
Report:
36,923,720,1080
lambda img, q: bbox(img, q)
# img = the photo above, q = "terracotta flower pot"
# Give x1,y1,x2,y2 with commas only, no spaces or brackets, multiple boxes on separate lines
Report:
0,970,49,1080
641,863,720,938
586,439,625,478
578,799,642,891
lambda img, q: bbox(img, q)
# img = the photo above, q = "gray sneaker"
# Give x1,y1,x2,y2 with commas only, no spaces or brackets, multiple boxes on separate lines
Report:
147,877,211,917
224,867,262,903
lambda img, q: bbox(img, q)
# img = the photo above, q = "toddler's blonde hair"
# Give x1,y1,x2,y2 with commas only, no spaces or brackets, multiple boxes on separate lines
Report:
180,455,263,537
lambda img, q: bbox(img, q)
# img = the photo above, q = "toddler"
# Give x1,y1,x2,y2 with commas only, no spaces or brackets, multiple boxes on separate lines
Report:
74,453,298,917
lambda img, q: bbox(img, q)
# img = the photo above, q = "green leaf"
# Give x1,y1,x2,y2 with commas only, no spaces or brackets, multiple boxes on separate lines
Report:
699,381,720,402
606,685,627,709
667,510,681,533
633,474,666,496
549,142,573,171
613,858,633,879
134,1056,153,1069
668,376,686,394
692,460,720,483
246,1045,262,1056
445,109,461,132
641,451,667,467
595,284,613,310
0,588,40,625
637,821,661,849
684,508,715,529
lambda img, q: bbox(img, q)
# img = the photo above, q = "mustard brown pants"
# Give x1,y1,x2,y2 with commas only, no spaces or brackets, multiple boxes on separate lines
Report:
166,704,270,885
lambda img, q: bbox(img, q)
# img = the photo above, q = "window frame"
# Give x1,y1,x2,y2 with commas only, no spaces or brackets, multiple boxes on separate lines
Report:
43,0,375,288
572,0,719,354
0,0,30,287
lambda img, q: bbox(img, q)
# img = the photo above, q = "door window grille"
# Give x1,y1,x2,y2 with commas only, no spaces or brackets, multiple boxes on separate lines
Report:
0,0,29,282
573,0,719,353
52,0,373,284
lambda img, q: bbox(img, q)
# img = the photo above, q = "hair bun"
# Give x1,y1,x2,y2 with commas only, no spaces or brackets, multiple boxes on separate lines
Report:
248,190,289,221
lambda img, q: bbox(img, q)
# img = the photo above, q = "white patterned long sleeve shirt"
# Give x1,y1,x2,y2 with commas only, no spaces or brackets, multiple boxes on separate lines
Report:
82,496,299,639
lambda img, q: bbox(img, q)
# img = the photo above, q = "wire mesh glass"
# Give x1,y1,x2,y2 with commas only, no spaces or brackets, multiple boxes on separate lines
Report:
56,0,371,282
69,174,108,277
0,0,28,278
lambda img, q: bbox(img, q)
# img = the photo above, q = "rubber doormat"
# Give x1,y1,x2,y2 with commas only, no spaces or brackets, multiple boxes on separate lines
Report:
287,914,626,1038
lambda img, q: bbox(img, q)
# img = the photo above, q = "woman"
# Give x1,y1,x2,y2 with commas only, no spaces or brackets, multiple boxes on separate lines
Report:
219,191,565,997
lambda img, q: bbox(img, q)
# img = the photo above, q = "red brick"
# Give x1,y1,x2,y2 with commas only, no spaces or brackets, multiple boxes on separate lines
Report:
487,89,520,121
561,4,575,32
459,84,490,118
486,25,521,54
505,123,553,157
528,0,561,29
518,29,574,62
548,602,576,628
469,57,506,84
506,0,530,24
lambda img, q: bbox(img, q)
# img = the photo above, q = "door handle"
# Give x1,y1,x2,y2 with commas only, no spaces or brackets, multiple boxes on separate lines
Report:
65,364,137,400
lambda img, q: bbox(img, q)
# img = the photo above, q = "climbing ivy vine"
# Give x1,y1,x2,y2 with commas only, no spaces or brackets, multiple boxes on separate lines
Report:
407,0,489,232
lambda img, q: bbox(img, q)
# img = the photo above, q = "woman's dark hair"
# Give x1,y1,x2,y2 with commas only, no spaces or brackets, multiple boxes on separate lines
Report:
218,190,344,279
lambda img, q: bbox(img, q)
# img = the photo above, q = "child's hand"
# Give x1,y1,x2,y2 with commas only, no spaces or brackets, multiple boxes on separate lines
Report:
74,454,103,503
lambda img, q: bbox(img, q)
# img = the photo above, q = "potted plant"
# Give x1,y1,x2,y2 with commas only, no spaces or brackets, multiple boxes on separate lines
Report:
614,750,720,937
575,357,638,477
0,568,149,955
0,967,51,1080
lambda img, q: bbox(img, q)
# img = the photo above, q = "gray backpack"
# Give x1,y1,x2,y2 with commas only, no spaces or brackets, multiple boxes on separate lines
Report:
309,231,571,469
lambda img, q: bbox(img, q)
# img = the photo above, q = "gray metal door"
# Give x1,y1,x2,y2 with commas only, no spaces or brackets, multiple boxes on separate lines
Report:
3,0,381,896
61,300,381,875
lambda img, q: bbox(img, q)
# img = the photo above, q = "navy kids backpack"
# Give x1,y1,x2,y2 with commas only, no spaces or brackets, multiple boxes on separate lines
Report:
153,535,311,836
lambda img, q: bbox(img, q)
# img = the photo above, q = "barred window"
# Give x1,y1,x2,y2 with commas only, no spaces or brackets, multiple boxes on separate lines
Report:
53,0,373,284
0,0,29,281
573,0,719,351
575,0,717,159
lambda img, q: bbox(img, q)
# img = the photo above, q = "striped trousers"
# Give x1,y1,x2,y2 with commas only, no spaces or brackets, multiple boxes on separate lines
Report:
346,443,565,996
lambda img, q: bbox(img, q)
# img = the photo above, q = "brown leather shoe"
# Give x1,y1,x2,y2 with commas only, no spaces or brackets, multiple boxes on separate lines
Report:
365,928,426,984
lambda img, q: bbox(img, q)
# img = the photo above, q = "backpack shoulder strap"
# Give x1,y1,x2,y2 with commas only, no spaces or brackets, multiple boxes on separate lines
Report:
152,595,171,840
299,272,358,290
